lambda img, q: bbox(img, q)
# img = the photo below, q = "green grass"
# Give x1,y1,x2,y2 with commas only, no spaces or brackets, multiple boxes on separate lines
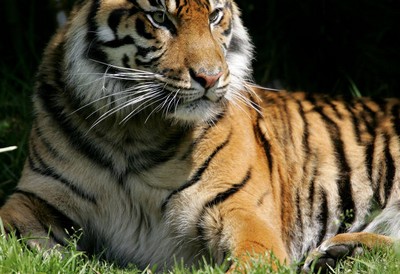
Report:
1,226,400,274
0,226,137,274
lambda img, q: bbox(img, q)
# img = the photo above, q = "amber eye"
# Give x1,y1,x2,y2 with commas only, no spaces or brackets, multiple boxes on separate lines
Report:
209,8,223,25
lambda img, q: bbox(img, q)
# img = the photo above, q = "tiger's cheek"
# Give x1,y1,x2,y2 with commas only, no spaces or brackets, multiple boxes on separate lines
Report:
95,2,167,70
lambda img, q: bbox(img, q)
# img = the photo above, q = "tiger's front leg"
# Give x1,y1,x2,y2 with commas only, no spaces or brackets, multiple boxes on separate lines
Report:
302,232,394,273
0,191,78,249
225,210,288,272
199,192,289,272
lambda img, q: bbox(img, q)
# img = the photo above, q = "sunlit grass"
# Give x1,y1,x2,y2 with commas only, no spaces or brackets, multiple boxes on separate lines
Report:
1,219,400,274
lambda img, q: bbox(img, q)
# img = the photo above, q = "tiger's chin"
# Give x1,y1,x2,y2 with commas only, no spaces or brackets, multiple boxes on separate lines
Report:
168,97,226,125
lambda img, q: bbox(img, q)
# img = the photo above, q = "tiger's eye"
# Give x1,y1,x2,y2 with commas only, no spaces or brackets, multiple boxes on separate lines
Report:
151,11,166,24
209,9,223,25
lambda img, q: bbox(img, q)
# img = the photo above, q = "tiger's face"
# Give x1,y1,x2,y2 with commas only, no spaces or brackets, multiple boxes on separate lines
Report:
65,0,252,125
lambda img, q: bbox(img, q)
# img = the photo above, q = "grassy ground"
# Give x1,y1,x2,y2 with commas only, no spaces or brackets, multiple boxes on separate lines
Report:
0,0,399,273
1,228,400,274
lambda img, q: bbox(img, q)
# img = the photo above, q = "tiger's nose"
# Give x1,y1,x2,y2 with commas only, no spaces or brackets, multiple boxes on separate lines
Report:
190,70,223,89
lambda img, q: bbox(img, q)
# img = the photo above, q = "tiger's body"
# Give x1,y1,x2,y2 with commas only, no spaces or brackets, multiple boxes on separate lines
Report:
1,0,399,272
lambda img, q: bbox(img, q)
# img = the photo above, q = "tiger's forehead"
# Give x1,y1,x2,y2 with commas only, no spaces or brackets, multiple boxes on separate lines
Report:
101,0,226,13
142,0,225,12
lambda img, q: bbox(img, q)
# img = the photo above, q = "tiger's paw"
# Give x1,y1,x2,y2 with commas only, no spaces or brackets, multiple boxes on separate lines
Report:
301,232,393,273
301,241,362,273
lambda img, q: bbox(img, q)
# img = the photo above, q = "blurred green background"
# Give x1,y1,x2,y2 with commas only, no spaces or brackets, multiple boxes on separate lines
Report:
0,0,399,203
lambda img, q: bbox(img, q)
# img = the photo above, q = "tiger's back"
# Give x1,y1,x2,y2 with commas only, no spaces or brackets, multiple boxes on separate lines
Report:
0,0,399,272
255,90,400,262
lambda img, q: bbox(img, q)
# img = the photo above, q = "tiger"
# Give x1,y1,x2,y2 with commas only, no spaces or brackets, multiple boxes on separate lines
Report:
0,0,399,272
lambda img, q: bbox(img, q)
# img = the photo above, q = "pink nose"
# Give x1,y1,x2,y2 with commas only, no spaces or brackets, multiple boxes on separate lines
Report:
191,71,223,89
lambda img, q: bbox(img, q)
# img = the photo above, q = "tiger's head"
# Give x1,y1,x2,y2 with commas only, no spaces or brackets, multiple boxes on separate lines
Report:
63,0,253,125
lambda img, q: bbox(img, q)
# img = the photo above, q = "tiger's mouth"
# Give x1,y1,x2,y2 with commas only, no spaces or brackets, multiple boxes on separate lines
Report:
140,71,230,123
163,86,227,103
166,91,228,124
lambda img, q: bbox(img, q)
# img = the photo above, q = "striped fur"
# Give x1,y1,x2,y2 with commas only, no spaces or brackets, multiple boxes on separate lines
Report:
0,0,399,272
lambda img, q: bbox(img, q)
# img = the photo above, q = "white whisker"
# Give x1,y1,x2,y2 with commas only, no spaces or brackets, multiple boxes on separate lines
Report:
245,82,281,92
89,58,160,76
89,89,162,130
72,81,164,118
143,94,172,123
120,91,166,124
69,90,131,116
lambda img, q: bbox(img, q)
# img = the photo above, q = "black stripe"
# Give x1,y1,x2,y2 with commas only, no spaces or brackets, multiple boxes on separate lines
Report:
180,111,226,160
108,9,128,34
373,98,387,113
344,103,362,145
135,53,163,67
392,104,400,138
175,0,180,10
136,18,156,40
103,36,135,48
297,100,311,154
360,100,378,135
127,128,187,174
365,143,377,195
276,94,293,144
176,5,184,17
295,189,304,243
87,0,108,63
312,103,356,231
14,190,80,240
180,127,211,161
248,94,262,114
123,54,131,68
297,98,317,225
316,189,328,246
136,45,161,58
382,133,395,207
161,131,231,211
359,100,378,187
204,169,251,209
33,123,65,162
28,145,97,204
148,0,160,7
308,171,316,220
197,169,252,239
323,97,343,120
254,117,273,173
36,82,115,172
